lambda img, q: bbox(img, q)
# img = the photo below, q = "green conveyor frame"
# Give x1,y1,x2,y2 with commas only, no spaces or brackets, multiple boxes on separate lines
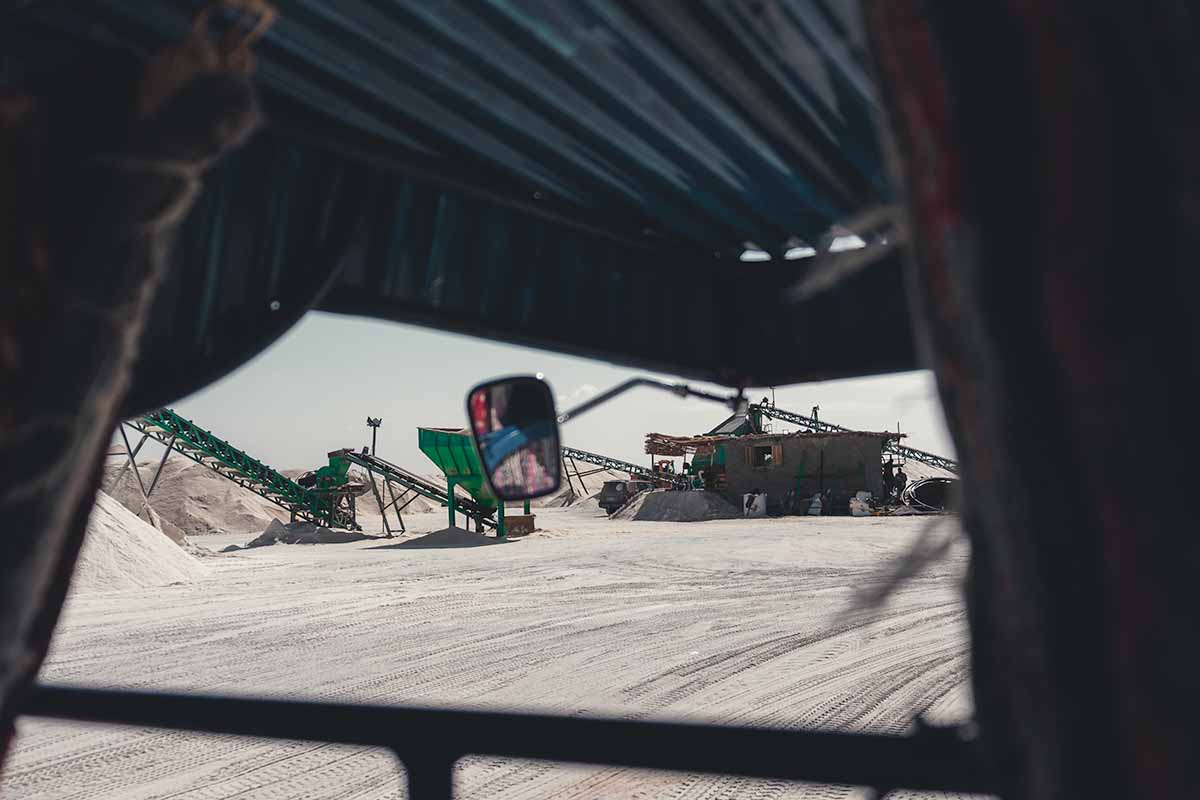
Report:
417,427,508,537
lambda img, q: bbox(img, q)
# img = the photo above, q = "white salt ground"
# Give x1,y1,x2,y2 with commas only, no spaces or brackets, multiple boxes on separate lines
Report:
72,492,207,592
12,507,970,800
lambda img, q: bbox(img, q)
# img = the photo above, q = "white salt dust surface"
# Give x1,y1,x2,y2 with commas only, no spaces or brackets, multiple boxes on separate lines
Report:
7,507,973,800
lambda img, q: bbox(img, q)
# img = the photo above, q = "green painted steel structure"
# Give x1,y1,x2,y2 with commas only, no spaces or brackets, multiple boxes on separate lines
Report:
417,428,495,505
123,416,523,538
340,449,498,534
129,415,712,539
416,428,504,537
128,409,354,528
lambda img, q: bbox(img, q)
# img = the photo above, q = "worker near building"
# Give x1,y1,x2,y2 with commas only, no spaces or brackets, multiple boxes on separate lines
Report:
882,460,896,500
894,467,908,502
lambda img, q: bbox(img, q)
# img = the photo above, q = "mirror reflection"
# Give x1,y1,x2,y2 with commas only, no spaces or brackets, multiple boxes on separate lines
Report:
468,377,561,500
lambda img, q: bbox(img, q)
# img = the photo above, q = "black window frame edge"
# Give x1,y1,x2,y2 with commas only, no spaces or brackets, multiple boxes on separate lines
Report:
22,684,995,799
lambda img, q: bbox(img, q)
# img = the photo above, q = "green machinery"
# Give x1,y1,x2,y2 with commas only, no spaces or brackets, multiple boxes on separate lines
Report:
123,409,357,528
339,446,503,537
122,410,522,539
125,412,669,540
416,427,516,538
299,455,353,491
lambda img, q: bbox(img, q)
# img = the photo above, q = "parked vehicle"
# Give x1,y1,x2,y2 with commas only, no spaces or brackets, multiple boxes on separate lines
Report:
597,480,656,515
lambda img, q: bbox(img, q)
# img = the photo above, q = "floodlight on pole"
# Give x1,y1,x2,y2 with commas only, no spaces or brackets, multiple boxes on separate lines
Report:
366,417,383,455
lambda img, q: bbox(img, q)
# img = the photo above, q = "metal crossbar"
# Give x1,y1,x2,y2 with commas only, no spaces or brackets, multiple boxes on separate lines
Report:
560,455,613,499
24,684,996,799
750,405,959,474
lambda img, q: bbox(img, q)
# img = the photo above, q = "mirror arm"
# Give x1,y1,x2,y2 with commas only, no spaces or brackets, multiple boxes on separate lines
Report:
557,377,745,425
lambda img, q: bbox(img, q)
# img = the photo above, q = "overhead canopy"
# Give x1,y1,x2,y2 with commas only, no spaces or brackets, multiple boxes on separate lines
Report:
7,1,915,412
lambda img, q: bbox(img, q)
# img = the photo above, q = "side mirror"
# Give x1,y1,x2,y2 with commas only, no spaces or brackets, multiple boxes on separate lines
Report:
466,376,562,501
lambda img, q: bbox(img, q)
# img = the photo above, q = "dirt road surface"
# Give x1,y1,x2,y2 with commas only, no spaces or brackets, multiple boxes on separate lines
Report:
4,508,975,799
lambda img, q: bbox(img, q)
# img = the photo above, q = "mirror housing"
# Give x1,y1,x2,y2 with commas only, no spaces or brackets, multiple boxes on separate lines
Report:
466,376,562,501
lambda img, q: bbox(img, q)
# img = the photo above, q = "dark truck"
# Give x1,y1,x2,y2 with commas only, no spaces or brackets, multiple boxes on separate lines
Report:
597,480,656,515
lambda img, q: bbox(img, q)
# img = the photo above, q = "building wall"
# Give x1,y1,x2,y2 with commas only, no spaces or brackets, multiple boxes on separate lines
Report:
718,434,887,508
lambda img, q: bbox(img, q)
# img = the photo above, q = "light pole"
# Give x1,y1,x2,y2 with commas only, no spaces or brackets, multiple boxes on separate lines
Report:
366,417,382,455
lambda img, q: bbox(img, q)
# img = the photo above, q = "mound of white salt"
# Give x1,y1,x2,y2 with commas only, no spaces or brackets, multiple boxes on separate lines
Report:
104,459,289,537
245,519,370,547
392,526,508,548
563,491,611,517
73,492,207,592
611,490,740,522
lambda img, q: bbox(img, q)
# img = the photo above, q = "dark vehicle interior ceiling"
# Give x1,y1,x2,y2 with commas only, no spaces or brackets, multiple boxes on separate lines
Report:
7,0,909,414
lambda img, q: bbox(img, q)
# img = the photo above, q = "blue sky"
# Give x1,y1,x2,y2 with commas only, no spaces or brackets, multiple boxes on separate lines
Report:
169,312,955,473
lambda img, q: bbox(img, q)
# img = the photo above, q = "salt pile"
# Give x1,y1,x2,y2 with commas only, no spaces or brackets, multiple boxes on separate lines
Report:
564,491,611,517
548,489,598,511
73,492,207,592
540,492,578,509
245,519,369,547
611,490,740,522
392,526,506,548
105,459,288,536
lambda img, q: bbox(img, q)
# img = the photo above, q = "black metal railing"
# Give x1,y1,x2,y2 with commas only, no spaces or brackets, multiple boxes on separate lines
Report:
24,684,996,798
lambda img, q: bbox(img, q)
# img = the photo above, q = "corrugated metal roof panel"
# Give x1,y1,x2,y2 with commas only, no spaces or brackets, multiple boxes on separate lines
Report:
9,1,915,411
71,0,888,252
